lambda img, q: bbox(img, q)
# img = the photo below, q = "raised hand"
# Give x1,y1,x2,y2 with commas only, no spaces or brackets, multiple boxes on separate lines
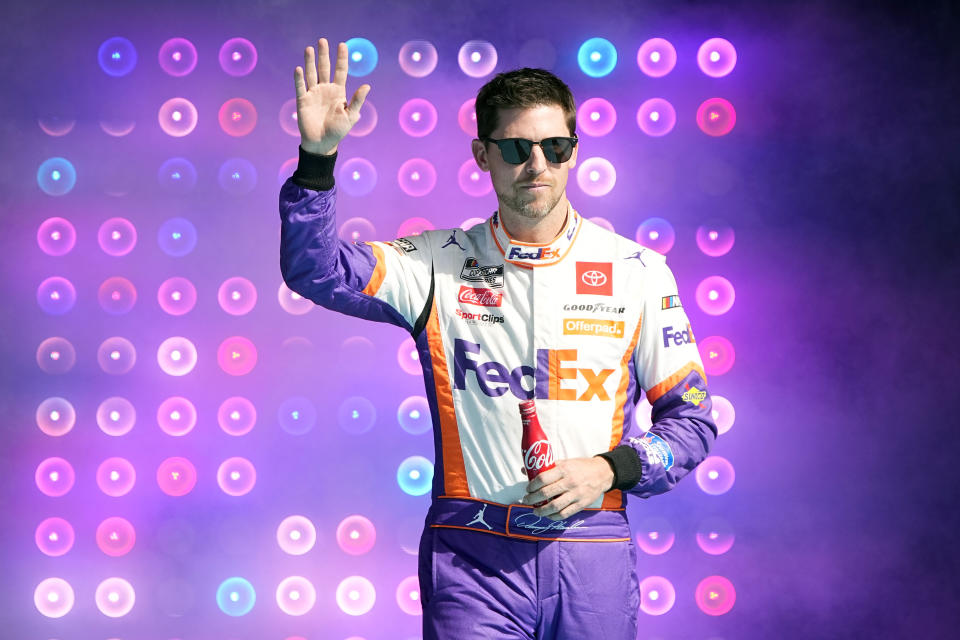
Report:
294,38,371,156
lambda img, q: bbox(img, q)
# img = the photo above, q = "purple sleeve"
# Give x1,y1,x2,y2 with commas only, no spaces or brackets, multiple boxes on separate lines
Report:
624,371,717,498
599,260,718,499
278,177,413,331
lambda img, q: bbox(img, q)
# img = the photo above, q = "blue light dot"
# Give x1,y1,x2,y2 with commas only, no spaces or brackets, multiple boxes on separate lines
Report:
216,577,256,616
37,157,77,196
577,37,618,78
231,171,240,180
410,409,420,419
291,411,300,420
172,232,182,239
344,38,378,77
351,410,359,419
172,171,181,180
397,455,433,496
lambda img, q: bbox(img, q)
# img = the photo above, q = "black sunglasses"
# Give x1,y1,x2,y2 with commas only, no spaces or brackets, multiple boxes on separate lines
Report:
480,136,578,164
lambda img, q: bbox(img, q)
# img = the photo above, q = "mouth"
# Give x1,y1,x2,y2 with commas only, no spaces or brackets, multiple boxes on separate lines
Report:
520,183,549,190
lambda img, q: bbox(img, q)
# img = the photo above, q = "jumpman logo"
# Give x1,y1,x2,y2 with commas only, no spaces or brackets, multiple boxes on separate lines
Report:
466,504,493,530
442,231,465,251
625,249,647,266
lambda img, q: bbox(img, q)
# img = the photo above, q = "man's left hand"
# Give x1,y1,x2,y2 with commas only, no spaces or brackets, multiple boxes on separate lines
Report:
522,457,615,520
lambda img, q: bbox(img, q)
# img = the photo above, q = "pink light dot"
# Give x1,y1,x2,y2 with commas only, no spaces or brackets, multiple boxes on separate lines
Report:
173,51,182,61
172,111,182,121
232,51,241,61
51,231,61,240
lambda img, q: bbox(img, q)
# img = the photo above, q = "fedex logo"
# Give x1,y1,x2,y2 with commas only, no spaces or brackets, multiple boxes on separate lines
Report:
453,338,615,401
508,246,561,261
662,324,696,348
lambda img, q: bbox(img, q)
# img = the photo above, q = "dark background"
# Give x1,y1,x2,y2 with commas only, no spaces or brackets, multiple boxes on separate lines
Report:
1,0,958,638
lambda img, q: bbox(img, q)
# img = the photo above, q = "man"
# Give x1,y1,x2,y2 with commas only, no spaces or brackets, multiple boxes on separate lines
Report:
280,38,717,639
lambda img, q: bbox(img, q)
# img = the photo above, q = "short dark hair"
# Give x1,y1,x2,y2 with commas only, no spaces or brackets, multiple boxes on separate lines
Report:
474,68,576,140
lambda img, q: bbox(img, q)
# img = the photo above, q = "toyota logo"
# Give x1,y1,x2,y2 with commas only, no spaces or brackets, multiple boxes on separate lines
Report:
581,270,608,287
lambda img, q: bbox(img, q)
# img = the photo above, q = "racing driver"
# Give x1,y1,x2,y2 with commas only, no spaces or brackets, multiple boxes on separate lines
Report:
279,38,718,640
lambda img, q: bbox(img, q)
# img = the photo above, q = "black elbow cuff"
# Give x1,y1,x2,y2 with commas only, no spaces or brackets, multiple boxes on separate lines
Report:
597,446,643,491
292,147,337,191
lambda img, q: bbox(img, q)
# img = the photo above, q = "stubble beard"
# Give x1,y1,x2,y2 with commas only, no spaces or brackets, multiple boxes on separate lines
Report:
496,183,563,221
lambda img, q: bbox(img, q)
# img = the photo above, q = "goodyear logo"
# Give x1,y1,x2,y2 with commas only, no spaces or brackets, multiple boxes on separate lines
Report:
563,318,625,338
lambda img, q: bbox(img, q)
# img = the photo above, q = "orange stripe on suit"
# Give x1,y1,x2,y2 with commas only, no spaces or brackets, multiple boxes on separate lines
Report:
427,301,469,495
646,361,708,405
361,243,387,296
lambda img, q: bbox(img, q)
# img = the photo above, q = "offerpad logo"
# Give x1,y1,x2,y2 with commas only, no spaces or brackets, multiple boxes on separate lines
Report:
576,262,613,296
458,286,503,307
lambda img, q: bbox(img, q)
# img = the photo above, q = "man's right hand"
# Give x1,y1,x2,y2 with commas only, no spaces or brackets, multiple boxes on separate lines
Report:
295,38,371,156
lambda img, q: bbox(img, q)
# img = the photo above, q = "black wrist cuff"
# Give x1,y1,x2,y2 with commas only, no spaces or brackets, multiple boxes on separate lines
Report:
292,146,337,191
597,446,644,491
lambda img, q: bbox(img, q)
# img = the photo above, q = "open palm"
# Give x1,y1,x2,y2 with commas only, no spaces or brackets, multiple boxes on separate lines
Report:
294,38,370,156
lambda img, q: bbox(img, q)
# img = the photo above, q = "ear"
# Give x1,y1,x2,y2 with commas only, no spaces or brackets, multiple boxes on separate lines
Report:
568,142,578,170
471,139,490,171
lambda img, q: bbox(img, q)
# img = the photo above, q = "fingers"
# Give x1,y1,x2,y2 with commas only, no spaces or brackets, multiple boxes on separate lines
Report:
317,38,331,84
294,66,306,99
333,41,349,86
303,45,318,89
347,84,371,119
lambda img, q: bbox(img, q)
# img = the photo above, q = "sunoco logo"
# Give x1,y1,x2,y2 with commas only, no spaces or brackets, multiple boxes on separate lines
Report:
681,384,707,406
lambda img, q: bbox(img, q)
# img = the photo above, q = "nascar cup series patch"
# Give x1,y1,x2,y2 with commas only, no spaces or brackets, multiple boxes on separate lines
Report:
630,433,675,471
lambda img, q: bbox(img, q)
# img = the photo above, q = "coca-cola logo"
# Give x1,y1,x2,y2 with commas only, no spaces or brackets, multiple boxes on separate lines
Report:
458,285,503,307
523,440,555,472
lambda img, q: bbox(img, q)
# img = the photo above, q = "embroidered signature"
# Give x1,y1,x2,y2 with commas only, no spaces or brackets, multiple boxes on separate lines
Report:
512,513,586,535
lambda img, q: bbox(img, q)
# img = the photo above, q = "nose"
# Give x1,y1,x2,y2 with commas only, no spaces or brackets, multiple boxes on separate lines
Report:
524,143,548,174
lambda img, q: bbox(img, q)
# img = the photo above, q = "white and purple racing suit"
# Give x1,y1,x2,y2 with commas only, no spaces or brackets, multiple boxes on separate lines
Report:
280,148,717,639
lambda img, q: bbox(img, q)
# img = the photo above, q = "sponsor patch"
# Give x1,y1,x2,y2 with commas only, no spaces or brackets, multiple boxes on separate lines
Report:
576,262,613,296
562,318,625,338
681,384,707,407
455,308,505,326
458,286,503,307
391,238,417,253
625,249,647,265
661,324,696,348
629,432,675,471
454,338,614,401
442,231,465,251
460,257,504,288
562,302,625,315
661,295,682,310
507,246,561,261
